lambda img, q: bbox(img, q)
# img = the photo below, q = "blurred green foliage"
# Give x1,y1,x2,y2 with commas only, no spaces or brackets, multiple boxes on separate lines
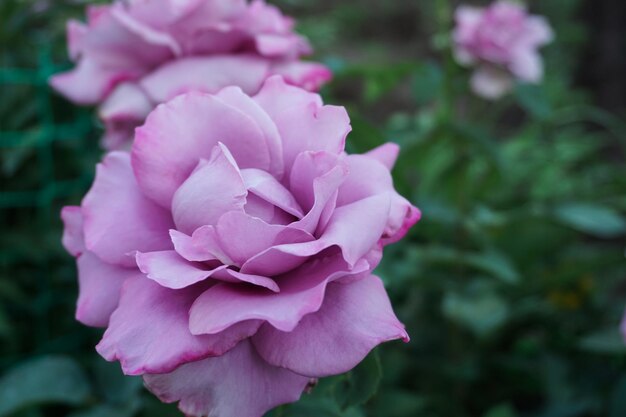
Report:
1,0,625,417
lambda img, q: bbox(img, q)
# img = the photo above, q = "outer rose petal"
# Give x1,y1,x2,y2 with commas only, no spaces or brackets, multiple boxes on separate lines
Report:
254,76,351,174
132,92,272,207
99,82,153,125
253,275,409,377
140,55,271,103
364,142,400,170
75,251,137,327
470,66,514,100
271,60,333,92
143,340,309,417
97,276,261,375
188,254,370,335
82,152,174,267
61,206,84,257
49,58,138,105
510,49,543,83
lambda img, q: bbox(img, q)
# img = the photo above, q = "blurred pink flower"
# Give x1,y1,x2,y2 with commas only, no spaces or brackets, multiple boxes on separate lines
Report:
50,0,332,149
61,77,419,417
453,1,553,99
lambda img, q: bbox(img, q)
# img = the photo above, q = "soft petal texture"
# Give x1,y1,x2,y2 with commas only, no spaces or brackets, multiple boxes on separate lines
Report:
82,152,174,267
99,82,153,124
143,340,309,417
61,206,85,257
254,76,351,173
50,0,330,150
76,251,138,327
253,276,408,377
453,1,553,99
97,276,261,375
133,93,269,207
471,66,514,99
171,144,247,234
270,61,333,92
140,55,270,103
189,255,370,335
62,78,419,417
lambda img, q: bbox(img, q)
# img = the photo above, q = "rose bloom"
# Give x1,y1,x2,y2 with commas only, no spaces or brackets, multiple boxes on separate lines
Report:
61,77,420,417
49,0,331,149
453,0,553,99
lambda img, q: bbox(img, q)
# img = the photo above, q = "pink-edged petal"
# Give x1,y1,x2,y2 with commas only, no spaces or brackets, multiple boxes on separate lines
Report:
49,58,138,105
337,154,420,244
254,275,409,378
253,76,351,174
82,152,174,267
61,206,84,257
97,276,261,375
270,60,333,92
98,82,153,125
171,144,247,234
241,169,303,218
255,33,302,57
189,254,370,335
133,92,271,207
76,251,137,328
135,250,228,289
143,340,308,417
364,142,400,170
140,55,270,104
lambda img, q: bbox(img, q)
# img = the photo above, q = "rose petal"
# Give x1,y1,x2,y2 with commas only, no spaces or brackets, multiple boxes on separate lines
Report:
140,55,270,104
97,276,261,375
61,206,85,257
82,152,174,267
143,340,308,417
133,92,271,207
253,275,409,377
75,251,137,327
171,144,247,234
254,76,351,174
271,60,333,92
189,254,370,335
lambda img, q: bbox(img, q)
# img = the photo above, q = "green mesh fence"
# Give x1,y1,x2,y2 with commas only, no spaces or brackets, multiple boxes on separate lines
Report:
0,41,102,332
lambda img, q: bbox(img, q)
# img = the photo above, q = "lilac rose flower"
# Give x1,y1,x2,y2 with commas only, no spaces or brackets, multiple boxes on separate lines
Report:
61,77,420,417
49,0,331,149
453,1,553,99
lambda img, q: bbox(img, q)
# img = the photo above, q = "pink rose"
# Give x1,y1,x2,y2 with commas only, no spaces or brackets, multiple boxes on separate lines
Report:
61,77,420,417
453,1,553,99
49,0,332,149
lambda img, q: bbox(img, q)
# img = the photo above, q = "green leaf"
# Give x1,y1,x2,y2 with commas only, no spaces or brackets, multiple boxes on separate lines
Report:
369,391,426,417
553,203,626,237
515,84,553,120
443,290,509,337
0,356,91,416
483,404,517,417
609,376,626,417
412,61,443,105
68,402,140,417
339,350,382,409
578,328,626,354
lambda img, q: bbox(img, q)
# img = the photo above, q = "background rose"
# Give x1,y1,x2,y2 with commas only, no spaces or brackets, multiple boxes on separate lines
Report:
61,77,419,417
453,0,553,99
49,0,332,149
